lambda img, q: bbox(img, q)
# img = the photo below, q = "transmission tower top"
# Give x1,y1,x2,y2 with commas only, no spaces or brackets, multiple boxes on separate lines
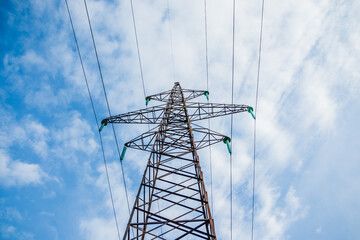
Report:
100,82,254,239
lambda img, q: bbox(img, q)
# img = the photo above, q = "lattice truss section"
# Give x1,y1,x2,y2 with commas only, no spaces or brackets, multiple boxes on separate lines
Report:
101,82,252,239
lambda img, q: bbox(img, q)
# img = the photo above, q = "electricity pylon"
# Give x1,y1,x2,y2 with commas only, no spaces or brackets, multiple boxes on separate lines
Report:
100,82,254,239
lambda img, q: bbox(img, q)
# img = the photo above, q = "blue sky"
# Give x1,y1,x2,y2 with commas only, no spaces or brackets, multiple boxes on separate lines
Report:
1,0,360,239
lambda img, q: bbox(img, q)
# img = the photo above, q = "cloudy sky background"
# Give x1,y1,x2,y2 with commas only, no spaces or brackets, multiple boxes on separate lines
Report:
1,0,360,239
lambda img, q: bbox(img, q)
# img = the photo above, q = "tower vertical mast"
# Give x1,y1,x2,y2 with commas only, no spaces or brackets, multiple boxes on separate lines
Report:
124,82,216,239
100,82,254,239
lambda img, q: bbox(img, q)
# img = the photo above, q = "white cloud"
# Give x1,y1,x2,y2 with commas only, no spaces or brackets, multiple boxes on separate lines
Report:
25,85,68,112
79,161,133,239
0,109,50,158
55,0,359,238
20,49,47,70
0,125,26,149
0,225,16,239
0,207,22,221
1,0,359,238
300,79,337,131
52,112,98,157
25,120,49,158
80,217,119,240
67,0,310,237
0,149,49,187
0,224,34,240
255,184,306,239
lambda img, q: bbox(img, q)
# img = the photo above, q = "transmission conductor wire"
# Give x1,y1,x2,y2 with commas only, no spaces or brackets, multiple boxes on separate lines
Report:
129,0,150,127
203,0,214,215
252,0,265,239
129,0,164,235
64,1,121,239
230,0,236,239
130,0,146,98
166,0,176,83
83,0,132,216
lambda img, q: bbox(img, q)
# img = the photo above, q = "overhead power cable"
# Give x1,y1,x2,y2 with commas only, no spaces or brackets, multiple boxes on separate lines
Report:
130,0,146,98
252,0,265,239
203,0,214,215
129,0,150,128
64,1,121,239
230,0,236,239
129,0,163,235
166,0,176,83
83,0,132,217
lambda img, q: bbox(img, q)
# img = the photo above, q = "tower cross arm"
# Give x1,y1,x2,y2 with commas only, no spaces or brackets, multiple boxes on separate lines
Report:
100,102,252,127
124,123,229,154
102,104,166,125
185,102,251,121
147,89,208,103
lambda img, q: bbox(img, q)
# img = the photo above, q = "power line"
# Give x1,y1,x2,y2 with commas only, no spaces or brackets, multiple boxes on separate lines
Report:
204,0,209,91
203,0,214,216
129,1,163,236
166,0,176,83
129,0,149,128
252,0,265,239
83,0,132,217
230,0,236,239
130,0,146,98
63,0,121,239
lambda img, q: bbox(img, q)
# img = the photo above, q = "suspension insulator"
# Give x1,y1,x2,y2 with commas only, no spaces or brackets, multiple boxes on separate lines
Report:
120,146,127,161
248,107,256,119
146,96,151,106
99,120,108,132
204,91,209,100
223,136,232,154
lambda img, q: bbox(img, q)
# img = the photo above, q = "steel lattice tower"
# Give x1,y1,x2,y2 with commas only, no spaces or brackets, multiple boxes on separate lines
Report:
100,82,253,239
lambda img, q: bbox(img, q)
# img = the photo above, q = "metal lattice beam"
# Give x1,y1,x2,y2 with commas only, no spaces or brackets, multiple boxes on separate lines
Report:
102,103,249,125
125,123,228,153
101,82,253,239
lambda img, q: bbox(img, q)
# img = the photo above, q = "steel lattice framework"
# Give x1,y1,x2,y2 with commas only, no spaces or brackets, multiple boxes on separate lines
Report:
101,82,252,239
